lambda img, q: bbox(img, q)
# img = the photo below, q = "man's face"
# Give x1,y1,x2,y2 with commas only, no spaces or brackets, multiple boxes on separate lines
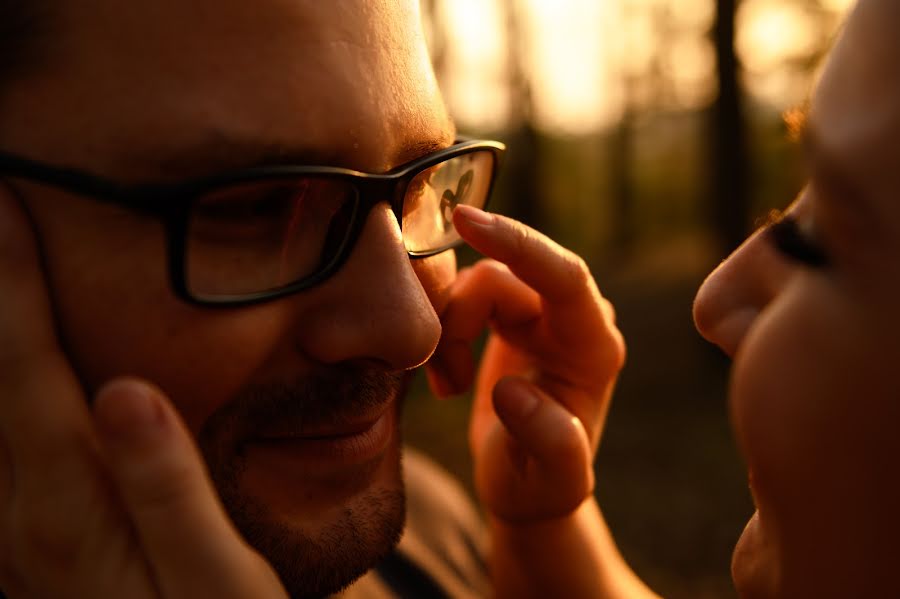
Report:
0,1,456,596
694,0,900,596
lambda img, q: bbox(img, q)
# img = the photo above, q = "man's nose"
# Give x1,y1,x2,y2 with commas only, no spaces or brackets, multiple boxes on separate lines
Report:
693,228,788,357
289,203,443,369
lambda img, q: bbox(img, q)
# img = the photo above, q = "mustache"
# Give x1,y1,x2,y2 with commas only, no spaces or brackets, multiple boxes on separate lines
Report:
201,366,408,443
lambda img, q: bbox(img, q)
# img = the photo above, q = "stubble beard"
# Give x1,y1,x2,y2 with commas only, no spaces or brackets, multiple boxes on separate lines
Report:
197,368,409,599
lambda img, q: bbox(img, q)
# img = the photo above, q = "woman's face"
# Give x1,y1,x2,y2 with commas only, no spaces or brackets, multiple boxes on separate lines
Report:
693,1,900,596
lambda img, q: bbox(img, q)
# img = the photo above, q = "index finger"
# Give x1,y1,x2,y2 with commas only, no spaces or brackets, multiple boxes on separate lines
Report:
450,205,623,392
453,205,604,310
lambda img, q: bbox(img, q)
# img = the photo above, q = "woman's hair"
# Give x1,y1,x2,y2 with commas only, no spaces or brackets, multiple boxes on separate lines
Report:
0,1,44,91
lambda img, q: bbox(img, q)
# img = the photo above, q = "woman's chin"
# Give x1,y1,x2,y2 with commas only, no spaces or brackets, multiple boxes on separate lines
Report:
732,511,778,599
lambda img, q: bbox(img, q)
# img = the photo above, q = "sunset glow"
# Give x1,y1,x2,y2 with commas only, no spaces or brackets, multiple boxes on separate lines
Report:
435,0,857,134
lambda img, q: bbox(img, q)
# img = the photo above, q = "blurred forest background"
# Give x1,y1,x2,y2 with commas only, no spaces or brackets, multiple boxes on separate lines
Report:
402,1,856,597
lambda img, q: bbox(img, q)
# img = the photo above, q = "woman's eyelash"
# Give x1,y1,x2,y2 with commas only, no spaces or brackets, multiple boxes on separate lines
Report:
764,211,830,267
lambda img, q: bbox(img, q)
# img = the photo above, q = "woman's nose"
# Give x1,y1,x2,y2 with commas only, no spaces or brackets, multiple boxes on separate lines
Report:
693,228,788,357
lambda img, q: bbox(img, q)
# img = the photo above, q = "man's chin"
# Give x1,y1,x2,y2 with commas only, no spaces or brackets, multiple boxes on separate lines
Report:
220,441,406,599
236,488,405,599
196,368,410,597
732,511,778,599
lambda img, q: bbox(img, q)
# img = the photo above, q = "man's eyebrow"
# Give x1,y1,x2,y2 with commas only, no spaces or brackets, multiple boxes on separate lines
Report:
136,130,457,181
391,137,457,168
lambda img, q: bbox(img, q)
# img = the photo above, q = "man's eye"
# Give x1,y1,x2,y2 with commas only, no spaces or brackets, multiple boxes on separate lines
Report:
766,215,830,268
195,189,296,222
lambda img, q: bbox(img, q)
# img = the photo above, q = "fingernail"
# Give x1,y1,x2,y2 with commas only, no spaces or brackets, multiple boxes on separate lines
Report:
456,204,494,226
95,380,167,445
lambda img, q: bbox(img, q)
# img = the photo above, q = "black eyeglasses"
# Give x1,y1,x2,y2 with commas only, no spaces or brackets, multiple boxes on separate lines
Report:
0,139,505,307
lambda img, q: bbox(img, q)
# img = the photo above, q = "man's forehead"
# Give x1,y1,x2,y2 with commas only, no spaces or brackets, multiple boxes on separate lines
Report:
0,0,453,178
58,0,404,40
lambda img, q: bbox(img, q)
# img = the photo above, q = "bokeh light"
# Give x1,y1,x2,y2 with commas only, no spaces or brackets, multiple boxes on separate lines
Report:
435,0,855,133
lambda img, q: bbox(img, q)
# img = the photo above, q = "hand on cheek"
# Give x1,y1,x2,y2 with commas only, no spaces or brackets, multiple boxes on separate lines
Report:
426,205,624,522
0,187,287,598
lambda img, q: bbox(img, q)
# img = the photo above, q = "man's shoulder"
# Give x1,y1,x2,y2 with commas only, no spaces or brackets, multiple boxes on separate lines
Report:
400,447,486,575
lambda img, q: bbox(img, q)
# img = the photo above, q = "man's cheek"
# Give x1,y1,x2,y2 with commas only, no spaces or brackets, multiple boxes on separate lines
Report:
43,246,274,435
73,301,289,433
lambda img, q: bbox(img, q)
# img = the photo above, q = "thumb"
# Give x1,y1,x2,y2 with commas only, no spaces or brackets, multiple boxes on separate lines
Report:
478,377,594,522
93,378,286,599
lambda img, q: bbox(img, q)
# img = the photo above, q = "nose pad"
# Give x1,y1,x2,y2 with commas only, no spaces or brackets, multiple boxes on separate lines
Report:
290,203,443,369
693,229,786,357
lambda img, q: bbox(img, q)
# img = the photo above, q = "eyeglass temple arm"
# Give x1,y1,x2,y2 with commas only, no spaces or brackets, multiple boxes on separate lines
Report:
0,150,172,213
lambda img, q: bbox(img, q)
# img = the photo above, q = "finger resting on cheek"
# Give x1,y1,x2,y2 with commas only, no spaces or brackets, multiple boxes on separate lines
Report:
93,378,204,518
0,188,95,463
94,379,171,454
0,436,10,507
0,188,58,349
0,184,40,277
94,379,256,594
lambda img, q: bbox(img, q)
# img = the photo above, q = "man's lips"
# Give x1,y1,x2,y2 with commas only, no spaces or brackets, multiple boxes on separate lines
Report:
242,406,396,467
250,408,388,441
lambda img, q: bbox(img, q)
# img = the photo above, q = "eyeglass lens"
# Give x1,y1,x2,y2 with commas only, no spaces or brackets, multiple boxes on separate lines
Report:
401,150,495,254
183,149,495,300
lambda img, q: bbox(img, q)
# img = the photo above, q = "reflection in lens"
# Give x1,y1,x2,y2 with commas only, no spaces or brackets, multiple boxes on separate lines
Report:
185,178,358,299
440,169,474,230
403,150,494,255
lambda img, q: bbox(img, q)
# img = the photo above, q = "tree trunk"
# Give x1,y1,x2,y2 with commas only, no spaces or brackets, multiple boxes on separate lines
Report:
710,0,750,254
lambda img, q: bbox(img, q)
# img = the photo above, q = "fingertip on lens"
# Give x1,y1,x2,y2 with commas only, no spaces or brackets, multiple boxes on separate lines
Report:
454,204,494,227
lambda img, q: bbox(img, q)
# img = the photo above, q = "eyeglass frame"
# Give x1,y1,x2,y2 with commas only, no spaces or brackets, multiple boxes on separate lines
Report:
0,138,506,307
